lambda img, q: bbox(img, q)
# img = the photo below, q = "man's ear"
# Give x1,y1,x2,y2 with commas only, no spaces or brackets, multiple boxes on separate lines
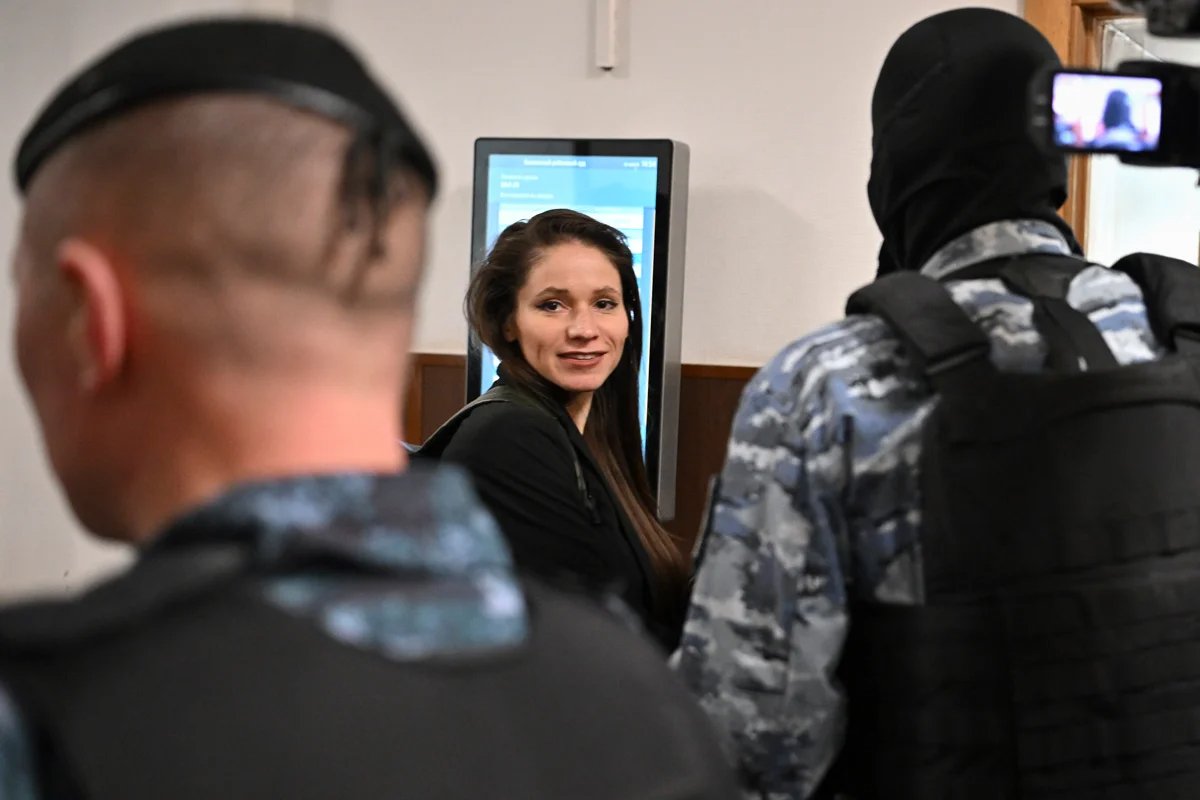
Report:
56,238,127,393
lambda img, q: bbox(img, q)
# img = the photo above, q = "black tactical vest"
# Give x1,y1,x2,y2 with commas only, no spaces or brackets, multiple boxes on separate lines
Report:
822,253,1200,799
0,541,735,800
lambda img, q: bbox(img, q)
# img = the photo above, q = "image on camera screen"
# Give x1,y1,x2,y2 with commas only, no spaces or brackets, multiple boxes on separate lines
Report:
1052,73,1163,152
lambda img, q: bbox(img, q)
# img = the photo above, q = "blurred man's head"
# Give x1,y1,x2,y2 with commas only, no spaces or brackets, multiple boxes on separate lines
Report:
868,8,1075,276
10,19,436,542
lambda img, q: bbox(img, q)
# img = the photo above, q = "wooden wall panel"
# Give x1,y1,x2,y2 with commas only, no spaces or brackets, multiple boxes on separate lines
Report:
1024,0,1131,248
663,366,754,552
403,353,462,443
404,353,755,553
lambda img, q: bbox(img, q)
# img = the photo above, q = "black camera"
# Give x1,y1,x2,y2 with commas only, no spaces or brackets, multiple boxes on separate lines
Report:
1028,0,1200,168
1110,0,1200,37
1029,61,1200,168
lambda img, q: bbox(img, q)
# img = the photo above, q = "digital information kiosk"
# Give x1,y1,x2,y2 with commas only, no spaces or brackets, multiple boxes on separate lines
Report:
469,138,689,518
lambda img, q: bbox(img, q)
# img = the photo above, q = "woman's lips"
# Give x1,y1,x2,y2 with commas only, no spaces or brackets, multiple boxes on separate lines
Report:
559,351,605,366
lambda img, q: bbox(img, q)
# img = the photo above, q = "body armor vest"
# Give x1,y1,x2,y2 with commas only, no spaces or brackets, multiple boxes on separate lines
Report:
823,253,1200,799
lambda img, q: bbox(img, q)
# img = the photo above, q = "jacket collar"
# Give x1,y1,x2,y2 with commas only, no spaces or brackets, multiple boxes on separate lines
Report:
919,219,1077,281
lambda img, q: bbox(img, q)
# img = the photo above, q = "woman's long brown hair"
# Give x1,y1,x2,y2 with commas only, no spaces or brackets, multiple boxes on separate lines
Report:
465,209,689,608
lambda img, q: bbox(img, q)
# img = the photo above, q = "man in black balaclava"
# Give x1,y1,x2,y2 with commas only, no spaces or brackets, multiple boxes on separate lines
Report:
868,8,1083,277
677,8,1176,799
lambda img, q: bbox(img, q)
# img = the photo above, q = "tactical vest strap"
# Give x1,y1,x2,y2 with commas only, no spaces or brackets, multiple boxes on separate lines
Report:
941,253,1117,373
846,272,992,391
1113,252,1200,355
999,257,1119,372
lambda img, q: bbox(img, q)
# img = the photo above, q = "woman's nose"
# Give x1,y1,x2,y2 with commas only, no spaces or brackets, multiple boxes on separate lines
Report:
567,310,598,340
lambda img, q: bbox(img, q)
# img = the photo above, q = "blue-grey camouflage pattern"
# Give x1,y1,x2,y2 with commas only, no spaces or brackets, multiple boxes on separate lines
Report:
673,219,1168,800
0,465,526,796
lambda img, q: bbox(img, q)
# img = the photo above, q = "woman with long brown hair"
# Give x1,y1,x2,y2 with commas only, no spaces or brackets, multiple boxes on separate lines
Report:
421,208,688,651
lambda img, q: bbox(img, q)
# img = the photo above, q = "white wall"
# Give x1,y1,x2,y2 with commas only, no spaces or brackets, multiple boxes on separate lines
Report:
0,0,1020,596
334,0,1021,364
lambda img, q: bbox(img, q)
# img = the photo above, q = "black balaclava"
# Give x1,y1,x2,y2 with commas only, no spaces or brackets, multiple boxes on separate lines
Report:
869,8,1081,277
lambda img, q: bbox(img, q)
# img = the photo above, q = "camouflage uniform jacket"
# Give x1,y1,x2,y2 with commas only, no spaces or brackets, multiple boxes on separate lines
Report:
0,467,526,799
673,219,1168,799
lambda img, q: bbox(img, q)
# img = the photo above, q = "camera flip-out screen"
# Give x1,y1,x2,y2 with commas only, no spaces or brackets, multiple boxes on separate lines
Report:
1051,71,1164,153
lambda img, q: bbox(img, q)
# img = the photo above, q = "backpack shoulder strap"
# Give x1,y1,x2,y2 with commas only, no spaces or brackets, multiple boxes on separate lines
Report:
846,271,993,391
998,254,1118,372
1111,252,1200,355
418,384,533,459
416,384,600,523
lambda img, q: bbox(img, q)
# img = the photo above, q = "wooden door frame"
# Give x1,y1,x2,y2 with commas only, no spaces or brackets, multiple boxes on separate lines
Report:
1024,0,1130,248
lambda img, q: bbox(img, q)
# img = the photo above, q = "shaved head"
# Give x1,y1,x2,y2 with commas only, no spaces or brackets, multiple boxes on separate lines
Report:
11,19,435,543
20,94,428,369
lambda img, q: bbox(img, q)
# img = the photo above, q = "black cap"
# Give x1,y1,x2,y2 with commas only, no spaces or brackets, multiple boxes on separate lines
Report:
14,17,437,197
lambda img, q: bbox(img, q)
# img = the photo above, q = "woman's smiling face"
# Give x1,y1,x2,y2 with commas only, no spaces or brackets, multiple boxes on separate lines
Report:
506,239,629,398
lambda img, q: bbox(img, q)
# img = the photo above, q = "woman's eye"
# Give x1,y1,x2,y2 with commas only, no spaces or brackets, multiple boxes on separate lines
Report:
537,300,564,312
596,299,619,310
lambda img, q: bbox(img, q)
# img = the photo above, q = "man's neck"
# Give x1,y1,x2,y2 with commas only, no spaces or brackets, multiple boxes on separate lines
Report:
120,385,405,544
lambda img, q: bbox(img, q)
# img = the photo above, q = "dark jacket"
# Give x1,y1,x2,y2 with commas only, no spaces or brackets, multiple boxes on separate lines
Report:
0,470,735,800
435,387,683,652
